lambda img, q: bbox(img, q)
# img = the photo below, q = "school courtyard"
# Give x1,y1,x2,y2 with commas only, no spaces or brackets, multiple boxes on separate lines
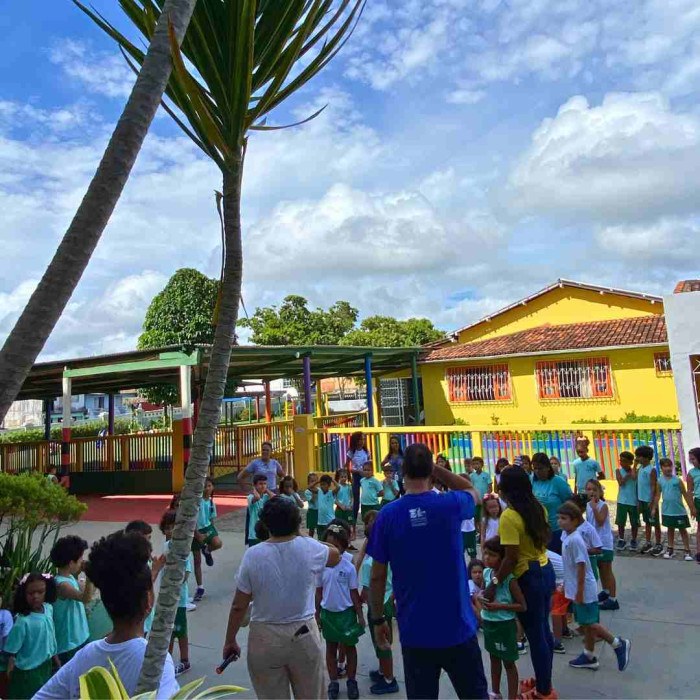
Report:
65,502,698,700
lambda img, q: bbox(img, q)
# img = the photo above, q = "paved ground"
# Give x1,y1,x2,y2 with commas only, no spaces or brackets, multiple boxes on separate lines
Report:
64,514,699,700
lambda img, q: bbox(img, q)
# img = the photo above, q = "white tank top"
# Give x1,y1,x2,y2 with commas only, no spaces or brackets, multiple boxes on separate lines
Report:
484,517,500,541
586,500,614,551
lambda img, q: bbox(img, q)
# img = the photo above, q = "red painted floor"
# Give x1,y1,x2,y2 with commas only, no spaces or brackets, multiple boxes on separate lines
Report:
77,493,246,524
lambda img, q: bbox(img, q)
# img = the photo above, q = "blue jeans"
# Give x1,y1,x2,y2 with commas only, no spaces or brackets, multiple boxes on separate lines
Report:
352,472,362,521
517,561,555,695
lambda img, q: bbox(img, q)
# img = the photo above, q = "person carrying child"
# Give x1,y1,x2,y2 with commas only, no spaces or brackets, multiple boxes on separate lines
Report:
304,472,320,538
247,474,271,547
687,447,700,563
192,478,223,603
478,537,526,700
160,510,193,676
360,462,384,519
558,502,631,672
585,480,619,611
658,457,696,560
4,573,59,698
279,475,305,509
615,452,639,552
51,535,94,665
316,523,366,700
317,474,340,541
34,531,179,699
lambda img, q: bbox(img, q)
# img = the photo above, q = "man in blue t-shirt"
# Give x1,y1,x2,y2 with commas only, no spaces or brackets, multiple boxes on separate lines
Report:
367,443,488,699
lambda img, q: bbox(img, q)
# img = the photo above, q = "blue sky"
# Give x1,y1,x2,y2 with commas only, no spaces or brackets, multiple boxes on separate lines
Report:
2,0,700,360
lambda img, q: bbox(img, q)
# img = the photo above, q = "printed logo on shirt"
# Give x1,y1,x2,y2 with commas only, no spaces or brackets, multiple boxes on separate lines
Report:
409,508,427,527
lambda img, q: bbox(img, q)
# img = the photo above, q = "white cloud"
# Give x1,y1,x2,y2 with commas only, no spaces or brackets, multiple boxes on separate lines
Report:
503,92,700,223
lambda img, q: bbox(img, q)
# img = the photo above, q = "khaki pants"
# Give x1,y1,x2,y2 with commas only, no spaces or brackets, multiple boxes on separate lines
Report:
247,617,326,699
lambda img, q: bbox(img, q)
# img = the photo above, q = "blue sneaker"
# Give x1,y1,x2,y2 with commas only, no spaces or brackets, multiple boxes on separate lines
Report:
614,638,631,671
370,670,384,683
599,598,620,611
569,652,599,670
597,590,609,602
328,681,339,700
347,679,360,700
370,678,400,695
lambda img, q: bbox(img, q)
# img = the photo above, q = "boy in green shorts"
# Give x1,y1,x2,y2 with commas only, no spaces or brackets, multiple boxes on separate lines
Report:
317,474,338,541
635,446,663,556
558,502,631,673
247,474,270,547
191,478,222,602
316,524,365,700
304,472,320,538
360,462,383,518
687,448,700,562
658,457,695,560
615,452,639,552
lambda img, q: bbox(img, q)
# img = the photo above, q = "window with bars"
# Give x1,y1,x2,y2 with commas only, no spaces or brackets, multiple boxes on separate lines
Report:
447,365,511,402
654,352,672,375
535,357,613,399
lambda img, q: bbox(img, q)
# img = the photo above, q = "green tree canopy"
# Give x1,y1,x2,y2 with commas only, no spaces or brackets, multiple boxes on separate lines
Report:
341,316,445,347
239,295,358,345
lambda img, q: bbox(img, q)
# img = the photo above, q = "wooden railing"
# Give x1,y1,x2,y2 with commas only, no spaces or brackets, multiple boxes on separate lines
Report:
312,423,686,479
314,412,367,430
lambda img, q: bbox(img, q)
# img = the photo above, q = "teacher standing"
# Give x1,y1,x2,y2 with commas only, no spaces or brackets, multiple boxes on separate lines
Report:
486,466,556,698
345,432,370,523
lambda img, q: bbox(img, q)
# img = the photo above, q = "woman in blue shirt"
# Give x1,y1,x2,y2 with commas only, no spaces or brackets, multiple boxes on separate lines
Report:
531,453,572,554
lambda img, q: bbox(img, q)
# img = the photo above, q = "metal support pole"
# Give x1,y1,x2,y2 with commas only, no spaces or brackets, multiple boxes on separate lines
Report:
411,352,422,424
303,355,313,414
365,355,375,427
43,399,52,441
107,394,115,435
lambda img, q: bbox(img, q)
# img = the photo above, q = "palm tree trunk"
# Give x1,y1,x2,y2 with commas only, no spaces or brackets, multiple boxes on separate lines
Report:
136,154,244,692
0,0,199,423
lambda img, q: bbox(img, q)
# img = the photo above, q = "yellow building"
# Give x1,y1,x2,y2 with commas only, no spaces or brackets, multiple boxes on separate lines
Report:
420,279,678,426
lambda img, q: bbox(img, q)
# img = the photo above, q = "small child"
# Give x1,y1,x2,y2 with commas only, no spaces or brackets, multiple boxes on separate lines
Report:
160,509,193,676
45,466,59,485
356,510,398,695
50,535,94,664
470,457,492,525
317,474,340,541
304,472,320,538
467,558,484,626
564,495,603,582
334,469,355,530
481,494,502,549
461,515,478,560
316,523,365,700
558,502,631,672
687,447,700,563
585,480,618,610
615,452,639,552
635,446,663,556
192,477,223,602
381,466,400,507
360,462,383,518
247,474,271,547
479,537,526,700
658,457,696,560
279,475,305,508
4,573,59,698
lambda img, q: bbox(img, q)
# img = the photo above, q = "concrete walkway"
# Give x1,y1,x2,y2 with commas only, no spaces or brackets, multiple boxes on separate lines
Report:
64,520,699,699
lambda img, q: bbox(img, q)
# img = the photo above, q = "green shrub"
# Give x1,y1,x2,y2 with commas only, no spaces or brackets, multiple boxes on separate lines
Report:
0,472,86,608
0,418,138,445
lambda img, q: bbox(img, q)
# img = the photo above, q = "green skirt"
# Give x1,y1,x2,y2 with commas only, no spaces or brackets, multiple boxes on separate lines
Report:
9,658,53,699
320,607,365,646
306,508,318,529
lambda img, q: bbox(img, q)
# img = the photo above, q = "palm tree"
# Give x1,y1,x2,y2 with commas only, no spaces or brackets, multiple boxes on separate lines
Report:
74,0,365,691
0,0,199,423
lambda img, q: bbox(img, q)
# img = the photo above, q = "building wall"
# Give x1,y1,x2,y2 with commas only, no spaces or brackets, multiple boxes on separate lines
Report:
421,346,678,426
457,286,662,344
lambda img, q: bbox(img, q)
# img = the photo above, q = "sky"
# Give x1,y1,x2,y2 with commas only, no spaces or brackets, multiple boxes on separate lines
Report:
2,0,700,362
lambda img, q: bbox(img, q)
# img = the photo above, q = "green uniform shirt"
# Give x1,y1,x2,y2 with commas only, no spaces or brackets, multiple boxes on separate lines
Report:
336,484,353,507
532,475,573,530
4,604,57,670
304,489,318,510
317,489,336,526
637,464,655,503
53,575,89,654
481,569,516,622
687,467,700,499
659,474,686,516
471,471,491,498
381,478,399,502
617,467,638,506
360,476,383,505
247,493,270,540
573,457,601,493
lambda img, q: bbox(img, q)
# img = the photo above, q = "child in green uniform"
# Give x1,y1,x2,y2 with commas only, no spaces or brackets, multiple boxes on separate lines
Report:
635,446,663,556
279,475,305,508
334,469,355,528
160,509,193,676
615,452,639,551
316,524,365,700
50,535,93,664
5,573,60,698
381,466,400,507
360,462,383,518
658,458,695,560
317,474,339,541
479,537,526,700
304,472,320,538
686,448,700,563
470,457,492,524
247,475,271,547
192,478,223,602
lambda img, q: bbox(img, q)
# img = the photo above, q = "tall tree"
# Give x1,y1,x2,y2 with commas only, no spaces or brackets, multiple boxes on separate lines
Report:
341,315,445,347
0,0,199,424
240,295,358,345
75,1,365,691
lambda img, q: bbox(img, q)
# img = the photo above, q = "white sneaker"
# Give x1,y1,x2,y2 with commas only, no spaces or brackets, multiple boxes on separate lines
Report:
684,551,694,561
663,549,674,559
185,602,197,612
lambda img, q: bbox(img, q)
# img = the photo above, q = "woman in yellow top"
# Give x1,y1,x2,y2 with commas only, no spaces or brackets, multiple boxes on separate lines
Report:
483,467,555,699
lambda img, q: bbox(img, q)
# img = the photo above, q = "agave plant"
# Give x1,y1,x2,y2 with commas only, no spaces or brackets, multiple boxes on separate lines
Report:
80,659,245,699
74,0,365,691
